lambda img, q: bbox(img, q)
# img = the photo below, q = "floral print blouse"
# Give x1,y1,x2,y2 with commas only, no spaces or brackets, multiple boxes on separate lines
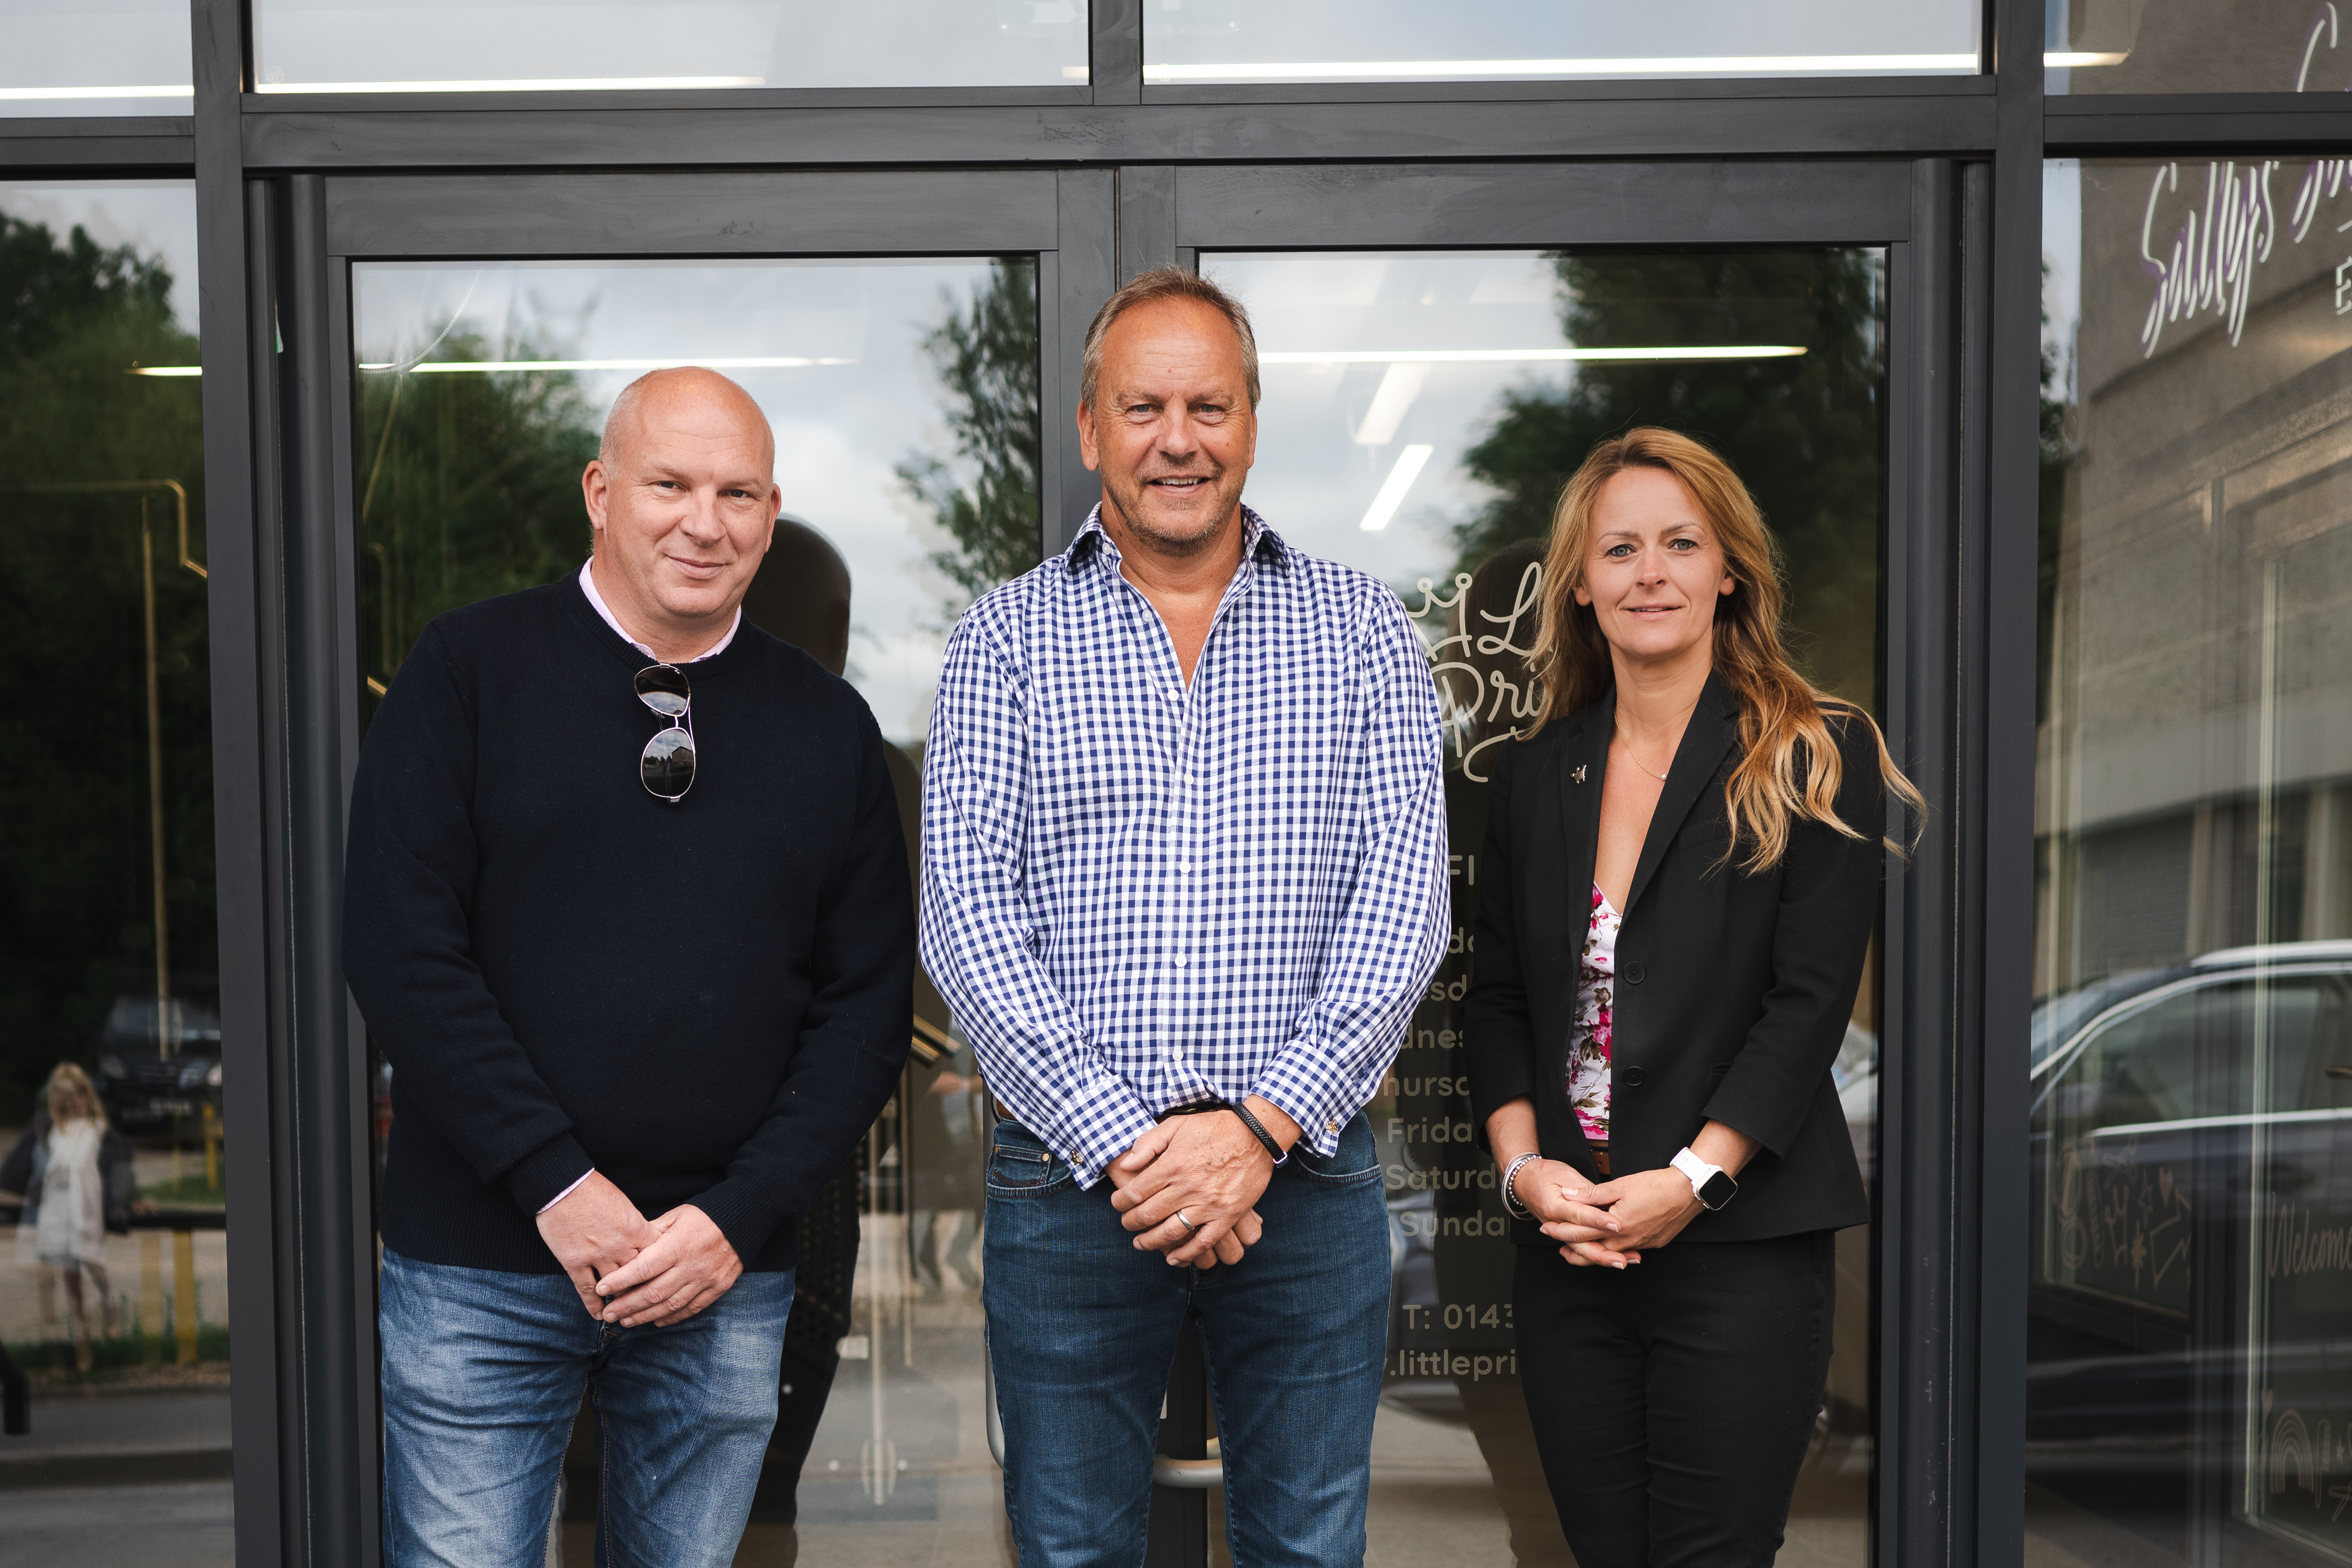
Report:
1567,882,1622,1143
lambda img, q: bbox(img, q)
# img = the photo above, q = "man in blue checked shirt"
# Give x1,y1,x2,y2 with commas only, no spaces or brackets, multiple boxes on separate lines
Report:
919,266,1450,1566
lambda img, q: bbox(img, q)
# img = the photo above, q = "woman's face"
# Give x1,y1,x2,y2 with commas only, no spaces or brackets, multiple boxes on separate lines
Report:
1573,466,1735,667
55,1086,90,1121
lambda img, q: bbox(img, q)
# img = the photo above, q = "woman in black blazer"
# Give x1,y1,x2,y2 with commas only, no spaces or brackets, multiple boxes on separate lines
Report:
1464,427,1920,1568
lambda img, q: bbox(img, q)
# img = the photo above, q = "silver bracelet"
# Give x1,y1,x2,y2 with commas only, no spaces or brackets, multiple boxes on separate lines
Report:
1501,1152,1542,1221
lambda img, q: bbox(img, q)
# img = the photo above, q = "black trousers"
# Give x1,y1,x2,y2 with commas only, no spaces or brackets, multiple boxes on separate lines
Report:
1514,1229,1837,1568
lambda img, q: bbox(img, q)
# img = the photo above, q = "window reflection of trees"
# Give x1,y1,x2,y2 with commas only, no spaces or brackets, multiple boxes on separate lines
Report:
0,215,213,1126
356,337,600,697
1453,249,1885,713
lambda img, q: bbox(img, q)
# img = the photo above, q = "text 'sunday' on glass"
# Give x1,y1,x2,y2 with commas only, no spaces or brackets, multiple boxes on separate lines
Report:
0,1,193,117
2034,157,2352,1564
1143,0,1981,84
250,0,1089,92
1205,248,1886,1564
0,180,229,1557
351,255,1037,1557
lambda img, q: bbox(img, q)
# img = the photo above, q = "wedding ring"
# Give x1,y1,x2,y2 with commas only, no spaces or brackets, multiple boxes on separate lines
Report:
1176,1210,1201,1236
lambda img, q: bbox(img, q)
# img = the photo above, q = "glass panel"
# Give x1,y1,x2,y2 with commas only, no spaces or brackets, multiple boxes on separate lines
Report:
2033,156,2352,1565
0,181,227,1556
2047,0,2352,93
1146,0,1977,85
0,1,193,117
1201,247,1885,1565
254,0,1089,93
352,254,1039,1560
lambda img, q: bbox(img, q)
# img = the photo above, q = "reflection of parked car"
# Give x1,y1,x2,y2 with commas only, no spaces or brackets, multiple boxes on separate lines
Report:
2026,940,2352,1558
93,991,222,1131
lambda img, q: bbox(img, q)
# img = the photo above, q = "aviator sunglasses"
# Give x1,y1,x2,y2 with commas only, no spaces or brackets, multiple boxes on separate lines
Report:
634,664,696,802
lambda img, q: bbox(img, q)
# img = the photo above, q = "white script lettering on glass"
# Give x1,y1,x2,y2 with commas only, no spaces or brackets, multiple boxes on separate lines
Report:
1412,561,1545,783
2137,6,2352,357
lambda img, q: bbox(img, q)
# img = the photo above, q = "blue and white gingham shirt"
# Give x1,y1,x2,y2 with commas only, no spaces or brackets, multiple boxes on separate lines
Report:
918,505,1450,1186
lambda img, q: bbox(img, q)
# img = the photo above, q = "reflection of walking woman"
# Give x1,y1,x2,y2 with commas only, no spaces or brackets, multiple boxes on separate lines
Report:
1465,430,1920,1566
2,1064,131,1371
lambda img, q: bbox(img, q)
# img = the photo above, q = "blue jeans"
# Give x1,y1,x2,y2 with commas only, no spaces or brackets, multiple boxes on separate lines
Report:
379,1249,795,1568
984,1113,1391,1568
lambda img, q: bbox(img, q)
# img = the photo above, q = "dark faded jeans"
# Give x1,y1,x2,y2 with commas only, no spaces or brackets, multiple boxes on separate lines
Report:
378,1248,794,1568
983,1113,1391,1568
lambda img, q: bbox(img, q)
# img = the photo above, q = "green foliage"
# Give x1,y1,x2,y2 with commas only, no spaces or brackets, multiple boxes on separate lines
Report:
7,1323,232,1379
897,259,1043,615
0,216,212,1124
356,344,602,689
1453,250,1885,710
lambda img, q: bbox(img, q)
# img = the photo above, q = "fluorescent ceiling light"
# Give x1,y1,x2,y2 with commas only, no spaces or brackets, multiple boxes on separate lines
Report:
1360,445,1435,533
358,356,856,373
1262,346,1806,365
128,365,202,376
1354,363,1427,446
1061,66,1091,80
254,76,765,95
1146,55,1977,82
2043,52,2130,67
0,85,191,100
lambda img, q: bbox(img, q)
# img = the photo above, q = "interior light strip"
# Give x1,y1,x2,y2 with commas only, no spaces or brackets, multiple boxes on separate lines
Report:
128,366,203,376
354,356,856,373
0,85,192,100
1261,346,1806,365
1146,55,1977,82
2043,52,2131,67
1360,445,1435,533
254,75,765,94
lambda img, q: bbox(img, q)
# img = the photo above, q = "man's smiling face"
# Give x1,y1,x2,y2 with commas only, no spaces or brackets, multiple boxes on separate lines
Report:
1077,296,1258,555
582,368,781,641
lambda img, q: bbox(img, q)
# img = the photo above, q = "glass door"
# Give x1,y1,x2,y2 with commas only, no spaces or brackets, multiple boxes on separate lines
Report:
324,167,1095,1564
1158,159,1942,1567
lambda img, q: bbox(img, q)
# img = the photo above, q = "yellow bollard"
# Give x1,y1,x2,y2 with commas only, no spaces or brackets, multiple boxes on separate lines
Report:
202,1103,220,1193
139,1232,165,1362
173,1229,198,1365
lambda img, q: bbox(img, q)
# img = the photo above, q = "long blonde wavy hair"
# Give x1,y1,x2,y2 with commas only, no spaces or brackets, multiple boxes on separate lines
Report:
1523,427,1923,872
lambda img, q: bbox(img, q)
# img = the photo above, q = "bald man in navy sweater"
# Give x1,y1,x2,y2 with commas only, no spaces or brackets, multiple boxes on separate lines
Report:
344,368,912,1568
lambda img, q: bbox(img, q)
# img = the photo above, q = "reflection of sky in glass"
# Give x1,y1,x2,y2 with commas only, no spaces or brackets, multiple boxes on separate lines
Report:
0,2,192,117
354,259,1018,747
255,0,1087,90
1203,251,1565,604
1147,0,1978,80
0,181,201,332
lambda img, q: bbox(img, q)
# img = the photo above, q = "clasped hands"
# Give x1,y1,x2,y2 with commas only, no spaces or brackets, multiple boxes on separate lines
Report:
535,1170,743,1327
1513,1159,1706,1269
1107,1098,1299,1269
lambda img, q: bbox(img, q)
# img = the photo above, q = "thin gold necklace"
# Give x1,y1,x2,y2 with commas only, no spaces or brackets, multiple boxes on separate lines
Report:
1614,729,1672,781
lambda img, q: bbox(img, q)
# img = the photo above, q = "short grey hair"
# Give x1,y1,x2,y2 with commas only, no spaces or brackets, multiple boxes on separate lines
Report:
1078,266,1261,411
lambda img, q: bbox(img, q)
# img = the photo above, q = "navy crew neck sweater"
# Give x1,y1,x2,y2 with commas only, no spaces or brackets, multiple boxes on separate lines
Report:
343,575,913,1274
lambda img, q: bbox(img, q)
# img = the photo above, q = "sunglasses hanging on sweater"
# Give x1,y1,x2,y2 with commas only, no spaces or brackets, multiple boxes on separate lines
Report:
634,664,696,802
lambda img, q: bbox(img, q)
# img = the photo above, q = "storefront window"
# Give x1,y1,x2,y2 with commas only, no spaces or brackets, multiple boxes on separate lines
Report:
0,181,225,1556
1204,247,1886,1564
352,254,1037,1556
2048,0,2352,93
253,0,1089,93
0,2,192,117
1146,0,1978,85
2032,157,2352,1563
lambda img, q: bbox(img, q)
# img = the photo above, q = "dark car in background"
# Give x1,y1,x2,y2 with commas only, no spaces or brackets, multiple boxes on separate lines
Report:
94,991,223,1133
2026,940,2352,1563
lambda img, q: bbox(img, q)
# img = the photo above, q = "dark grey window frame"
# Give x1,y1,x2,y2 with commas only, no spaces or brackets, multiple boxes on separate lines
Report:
7,0,2344,1563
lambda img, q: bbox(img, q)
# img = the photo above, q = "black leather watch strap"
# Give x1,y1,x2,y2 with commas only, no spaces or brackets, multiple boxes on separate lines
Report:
1229,1101,1290,1165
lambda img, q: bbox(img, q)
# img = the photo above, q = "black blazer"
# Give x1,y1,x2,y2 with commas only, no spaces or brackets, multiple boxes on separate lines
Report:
1464,670,1879,1243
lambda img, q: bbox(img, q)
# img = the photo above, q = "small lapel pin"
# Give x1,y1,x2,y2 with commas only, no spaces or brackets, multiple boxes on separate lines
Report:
1571,764,1587,784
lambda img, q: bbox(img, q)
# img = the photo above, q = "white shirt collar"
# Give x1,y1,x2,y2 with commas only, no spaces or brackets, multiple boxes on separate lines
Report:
579,559,741,664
